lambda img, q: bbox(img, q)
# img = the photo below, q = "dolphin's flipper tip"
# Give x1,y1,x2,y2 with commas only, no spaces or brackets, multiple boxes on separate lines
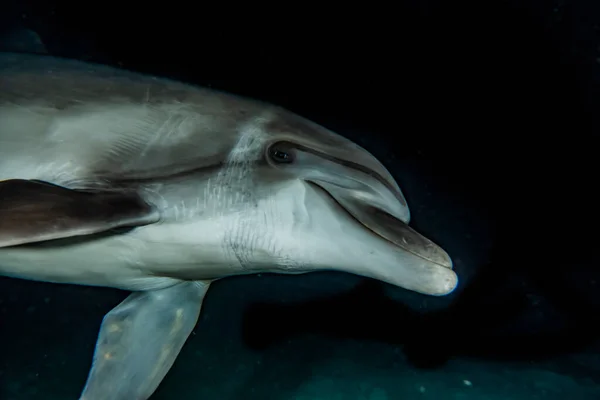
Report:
80,281,210,400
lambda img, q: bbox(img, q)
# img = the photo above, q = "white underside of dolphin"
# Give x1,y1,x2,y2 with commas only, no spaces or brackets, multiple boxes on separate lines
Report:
0,30,458,400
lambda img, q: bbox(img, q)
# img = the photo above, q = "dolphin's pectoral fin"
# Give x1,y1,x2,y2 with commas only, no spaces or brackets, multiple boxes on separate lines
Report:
0,179,159,248
80,281,210,400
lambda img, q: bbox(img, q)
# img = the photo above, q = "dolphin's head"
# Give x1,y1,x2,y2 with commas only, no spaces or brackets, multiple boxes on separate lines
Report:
224,106,458,296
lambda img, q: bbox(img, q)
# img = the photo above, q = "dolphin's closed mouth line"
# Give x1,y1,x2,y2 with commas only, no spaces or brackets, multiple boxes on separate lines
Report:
307,182,451,269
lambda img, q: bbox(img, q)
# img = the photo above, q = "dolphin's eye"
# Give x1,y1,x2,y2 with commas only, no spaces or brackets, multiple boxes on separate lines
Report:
269,146,295,164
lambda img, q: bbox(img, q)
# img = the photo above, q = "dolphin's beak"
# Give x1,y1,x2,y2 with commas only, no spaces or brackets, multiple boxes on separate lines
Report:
274,140,457,295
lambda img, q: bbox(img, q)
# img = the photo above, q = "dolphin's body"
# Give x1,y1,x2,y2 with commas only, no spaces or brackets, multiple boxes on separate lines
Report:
0,52,457,399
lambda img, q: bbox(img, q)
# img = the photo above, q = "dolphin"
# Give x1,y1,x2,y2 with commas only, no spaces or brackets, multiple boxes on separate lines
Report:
0,51,458,399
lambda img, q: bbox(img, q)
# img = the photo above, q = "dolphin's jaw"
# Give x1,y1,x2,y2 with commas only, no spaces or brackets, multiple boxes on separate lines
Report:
265,181,458,296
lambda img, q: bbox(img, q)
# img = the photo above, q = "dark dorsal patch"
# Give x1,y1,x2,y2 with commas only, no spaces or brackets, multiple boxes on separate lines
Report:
0,179,159,248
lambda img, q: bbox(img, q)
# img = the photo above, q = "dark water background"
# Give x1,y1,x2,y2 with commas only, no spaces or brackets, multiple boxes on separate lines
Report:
0,0,599,399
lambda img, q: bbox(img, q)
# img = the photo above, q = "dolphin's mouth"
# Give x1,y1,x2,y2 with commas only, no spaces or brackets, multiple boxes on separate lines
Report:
308,181,453,269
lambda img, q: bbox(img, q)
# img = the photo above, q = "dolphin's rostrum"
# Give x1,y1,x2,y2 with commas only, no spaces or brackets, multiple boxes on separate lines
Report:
0,52,458,399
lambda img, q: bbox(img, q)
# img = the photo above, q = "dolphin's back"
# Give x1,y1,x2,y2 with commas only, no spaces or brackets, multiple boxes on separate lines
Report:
0,53,270,186
0,52,229,106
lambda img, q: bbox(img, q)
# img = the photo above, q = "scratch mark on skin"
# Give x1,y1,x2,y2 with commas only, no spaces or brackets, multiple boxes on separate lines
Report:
207,120,270,270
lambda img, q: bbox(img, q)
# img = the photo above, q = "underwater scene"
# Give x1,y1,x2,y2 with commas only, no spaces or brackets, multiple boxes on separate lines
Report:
0,0,599,399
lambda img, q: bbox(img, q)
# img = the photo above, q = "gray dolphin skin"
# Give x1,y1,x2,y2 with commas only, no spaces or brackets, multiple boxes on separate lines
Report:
0,52,458,399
